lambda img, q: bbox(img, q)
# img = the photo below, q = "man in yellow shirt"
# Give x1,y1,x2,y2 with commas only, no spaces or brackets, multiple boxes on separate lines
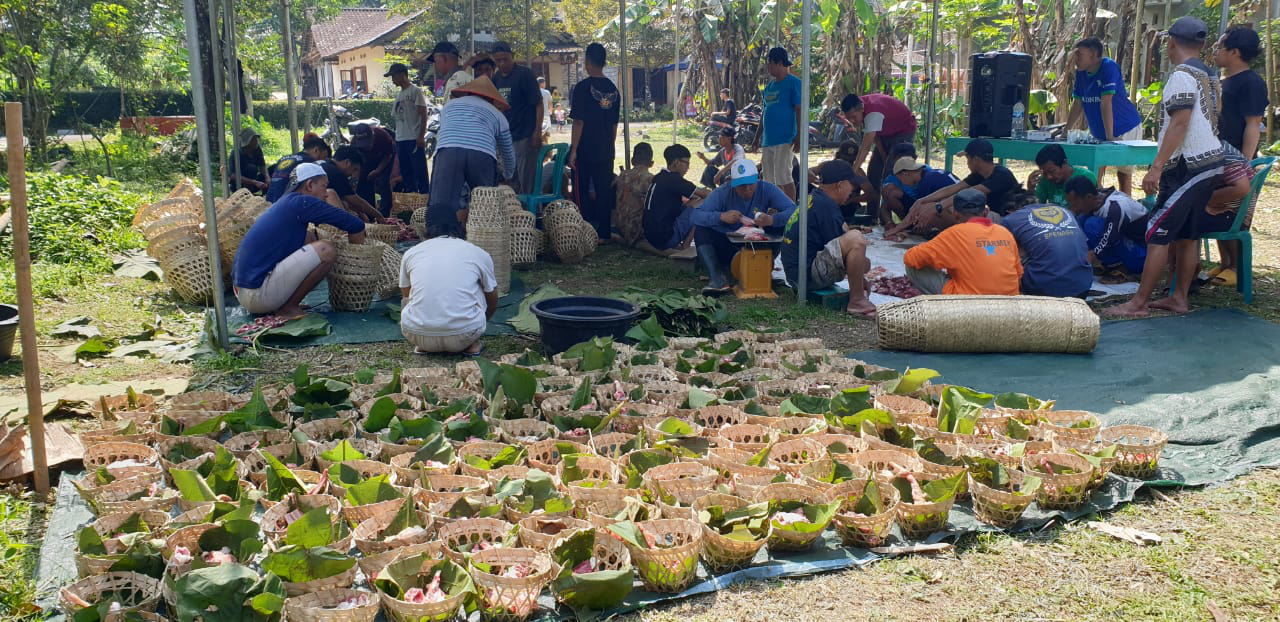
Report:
903,188,1022,295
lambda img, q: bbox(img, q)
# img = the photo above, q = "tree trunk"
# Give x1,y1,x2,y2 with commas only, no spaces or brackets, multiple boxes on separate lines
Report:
1012,0,1038,89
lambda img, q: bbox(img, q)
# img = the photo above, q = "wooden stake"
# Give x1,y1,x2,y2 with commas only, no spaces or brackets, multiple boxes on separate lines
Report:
5,102,48,494
1267,0,1275,145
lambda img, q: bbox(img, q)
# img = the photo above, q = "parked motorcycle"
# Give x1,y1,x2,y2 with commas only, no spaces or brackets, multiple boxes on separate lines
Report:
702,111,737,152
733,103,763,153
422,102,442,158
807,107,849,149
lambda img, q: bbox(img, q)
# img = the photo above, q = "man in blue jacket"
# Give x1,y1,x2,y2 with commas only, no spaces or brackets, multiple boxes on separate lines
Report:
692,160,795,295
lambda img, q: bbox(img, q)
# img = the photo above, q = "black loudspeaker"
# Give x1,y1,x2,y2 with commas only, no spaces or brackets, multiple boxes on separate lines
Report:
967,51,1033,138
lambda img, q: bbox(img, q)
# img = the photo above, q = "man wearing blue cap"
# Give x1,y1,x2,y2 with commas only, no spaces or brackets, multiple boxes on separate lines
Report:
691,160,796,296
781,159,877,317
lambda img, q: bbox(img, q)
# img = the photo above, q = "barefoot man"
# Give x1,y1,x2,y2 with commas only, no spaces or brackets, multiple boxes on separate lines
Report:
1105,17,1222,317
232,162,367,318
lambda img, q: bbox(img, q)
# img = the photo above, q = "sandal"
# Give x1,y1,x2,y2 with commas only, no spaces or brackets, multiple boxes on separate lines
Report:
1204,266,1225,281
1209,268,1237,287
701,284,734,297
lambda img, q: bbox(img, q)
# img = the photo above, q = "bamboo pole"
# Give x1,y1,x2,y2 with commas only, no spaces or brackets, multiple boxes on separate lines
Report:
5,102,48,494
797,0,811,304
620,0,631,168
1130,0,1145,103
1268,0,1275,145
282,0,299,151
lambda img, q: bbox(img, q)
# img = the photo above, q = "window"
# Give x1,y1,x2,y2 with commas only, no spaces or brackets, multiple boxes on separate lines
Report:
340,69,353,95
353,66,368,93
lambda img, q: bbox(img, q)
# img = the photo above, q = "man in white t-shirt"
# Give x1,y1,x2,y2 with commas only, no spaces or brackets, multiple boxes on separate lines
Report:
538,77,553,134
398,223,498,354
389,62,429,194
1105,16,1223,318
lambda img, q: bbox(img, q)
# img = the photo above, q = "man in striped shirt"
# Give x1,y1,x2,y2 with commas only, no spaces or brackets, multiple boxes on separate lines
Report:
425,75,517,236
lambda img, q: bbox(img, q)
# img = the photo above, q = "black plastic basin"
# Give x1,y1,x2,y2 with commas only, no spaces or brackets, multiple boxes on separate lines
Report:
530,296,642,355
0,304,17,362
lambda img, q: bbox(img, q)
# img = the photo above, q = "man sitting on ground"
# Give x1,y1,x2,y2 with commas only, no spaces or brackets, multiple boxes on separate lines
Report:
322,146,383,222
881,156,959,228
698,127,746,188
265,136,330,202
614,142,655,246
232,162,366,318
1064,176,1149,278
691,160,796,296
399,223,498,355
1001,194,1094,298
642,144,710,253
780,160,877,317
902,188,1021,295
885,138,1019,240
1026,143,1097,206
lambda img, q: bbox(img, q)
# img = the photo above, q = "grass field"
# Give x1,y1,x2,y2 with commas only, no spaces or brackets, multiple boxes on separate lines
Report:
2,121,1279,620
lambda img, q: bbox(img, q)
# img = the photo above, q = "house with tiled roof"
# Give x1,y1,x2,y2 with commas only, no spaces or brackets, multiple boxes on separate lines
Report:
301,7,424,98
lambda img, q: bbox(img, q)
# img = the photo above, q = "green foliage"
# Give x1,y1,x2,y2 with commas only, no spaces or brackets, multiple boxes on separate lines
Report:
0,173,145,270
174,563,286,622
617,288,727,337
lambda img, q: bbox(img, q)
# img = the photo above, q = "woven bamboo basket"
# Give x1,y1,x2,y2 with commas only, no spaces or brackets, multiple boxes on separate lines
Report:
394,192,430,213
364,223,400,245
1099,425,1168,479
84,442,158,471
468,187,511,225
332,241,384,275
159,245,215,304
876,295,1100,353
545,208,586,264
588,432,636,459
145,225,205,261
518,515,592,551
60,572,160,616
497,418,555,445
284,588,379,622
502,492,575,525
556,454,621,484
853,449,924,478
437,517,514,564
508,209,535,229
91,485,176,517
918,443,970,499
691,493,767,571
1022,453,1094,511
874,394,934,425
79,425,153,449
576,220,598,256
169,390,241,410
135,196,200,230
161,522,218,577
620,519,702,593
377,557,470,622
356,540,441,579
813,434,867,455
352,506,435,556
700,447,781,483
468,548,556,622
829,478,900,548
421,472,490,505
409,206,429,239
215,196,268,273
510,227,540,265
752,483,833,552
770,416,828,441
142,211,203,241
642,462,718,506
328,272,379,312
260,493,341,541
696,405,751,431
283,563,357,597
968,471,1036,529
74,470,161,511
550,531,631,607
295,417,356,444
457,441,524,478
581,497,657,530
1051,437,1119,491
468,224,511,296
375,241,403,300
717,423,776,453
1039,410,1103,443
893,471,957,540
975,409,1013,437
770,438,827,475
798,458,871,492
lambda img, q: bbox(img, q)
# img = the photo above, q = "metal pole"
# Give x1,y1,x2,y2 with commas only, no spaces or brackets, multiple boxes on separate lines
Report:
906,32,913,105
797,0,811,304
673,0,679,144
775,0,781,44
208,1,227,197
1268,0,1275,145
924,0,939,165
1219,0,1230,33
182,0,230,351
225,0,243,195
1131,0,1145,104
620,0,631,168
470,0,476,57
283,0,299,152
5,103,48,495
525,0,532,66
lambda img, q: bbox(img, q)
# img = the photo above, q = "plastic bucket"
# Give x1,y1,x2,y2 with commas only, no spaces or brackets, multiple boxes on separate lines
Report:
530,296,642,355
0,304,17,362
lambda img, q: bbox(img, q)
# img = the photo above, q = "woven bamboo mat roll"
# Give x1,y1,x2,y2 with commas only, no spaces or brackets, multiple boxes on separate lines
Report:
875,295,1099,353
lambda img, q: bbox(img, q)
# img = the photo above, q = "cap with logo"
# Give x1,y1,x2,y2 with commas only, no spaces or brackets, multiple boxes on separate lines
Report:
427,41,461,63
766,47,792,67
892,156,926,175
730,160,759,187
289,162,327,191
1162,16,1208,44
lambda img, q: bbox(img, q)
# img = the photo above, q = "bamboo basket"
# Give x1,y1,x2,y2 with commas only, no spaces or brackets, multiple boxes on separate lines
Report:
876,295,1100,353
874,394,934,425
510,227,540,265
619,519,702,593
377,557,470,622
363,223,400,245
518,515,592,551
394,192,430,214
576,220,598,257
508,209,535,229
282,563,357,597
691,493,767,571
409,205,429,239
143,212,203,241
467,224,511,296
545,207,586,264
437,517,514,564
1051,436,1119,491
893,471,958,540
581,497,657,530
84,442,159,471
968,471,1036,529
135,195,200,229
1039,410,1103,443
696,405,751,431
421,473,490,505
717,423,776,453
829,478,900,548
588,432,636,459
352,505,435,556
216,194,268,273
457,441,524,478
356,540,441,579
159,245,215,304
753,483,833,552
1100,422,1172,481
468,548,557,622
375,241,403,300
145,226,205,262
284,589,378,622
1022,453,1094,511
497,418,555,445
468,187,511,225
60,572,160,616
642,462,718,506
798,458,870,492
261,494,342,541
769,437,827,475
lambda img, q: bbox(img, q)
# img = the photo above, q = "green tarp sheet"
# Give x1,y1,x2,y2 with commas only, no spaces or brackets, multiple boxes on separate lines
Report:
856,309,1280,487
210,278,527,347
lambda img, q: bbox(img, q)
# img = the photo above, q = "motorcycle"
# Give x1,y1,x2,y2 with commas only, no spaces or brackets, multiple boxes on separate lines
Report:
733,103,763,153
807,106,848,149
422,102,442,158
702,111,737,152
321,105,355,146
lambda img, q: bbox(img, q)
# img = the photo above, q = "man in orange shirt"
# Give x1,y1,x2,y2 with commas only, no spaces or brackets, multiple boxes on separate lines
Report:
903,188,1022,295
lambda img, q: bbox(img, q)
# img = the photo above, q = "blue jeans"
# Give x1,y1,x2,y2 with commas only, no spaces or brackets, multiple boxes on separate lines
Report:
396,140,429,194
694,226,739,288
659,207,695,250
427,147,498,237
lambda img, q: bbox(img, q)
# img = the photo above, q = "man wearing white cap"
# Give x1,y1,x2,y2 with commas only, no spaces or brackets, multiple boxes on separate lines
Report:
233,162,367,319
691,159,796,295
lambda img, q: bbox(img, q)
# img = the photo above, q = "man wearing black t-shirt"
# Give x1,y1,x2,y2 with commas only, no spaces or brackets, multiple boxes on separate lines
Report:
322,147,383,222
884,138,1018,240
569,43,622,242
643,145,710,251
492,42,544,194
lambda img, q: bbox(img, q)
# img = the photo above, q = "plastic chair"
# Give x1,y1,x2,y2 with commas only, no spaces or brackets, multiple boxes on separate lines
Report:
518,142,570,216
1199,156,1275,304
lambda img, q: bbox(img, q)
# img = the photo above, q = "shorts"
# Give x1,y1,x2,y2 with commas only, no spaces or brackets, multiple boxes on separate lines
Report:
1146,158,1221,245
1114,126,1143,174
234,245,322,314
809,237,846,290
760,144,793,186
403,325,485,353
660,206,696,251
